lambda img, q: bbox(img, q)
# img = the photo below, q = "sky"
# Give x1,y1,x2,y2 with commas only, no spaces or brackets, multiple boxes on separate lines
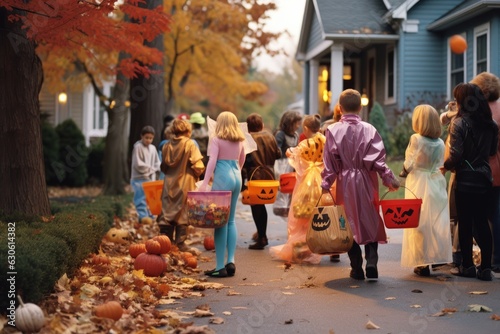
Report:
254,0,307,73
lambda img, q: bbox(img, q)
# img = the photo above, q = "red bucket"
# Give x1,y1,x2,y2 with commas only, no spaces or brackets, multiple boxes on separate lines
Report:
279,172,296,193
379,187,422,229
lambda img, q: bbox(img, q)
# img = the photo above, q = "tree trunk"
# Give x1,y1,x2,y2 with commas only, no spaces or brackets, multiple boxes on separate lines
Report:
103,54,130,195
0,9,51,216
129,0,166,149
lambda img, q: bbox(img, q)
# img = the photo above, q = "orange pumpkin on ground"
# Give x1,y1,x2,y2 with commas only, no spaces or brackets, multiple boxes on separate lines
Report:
129,243,147,258
153,235,171,254
94,301,123,321
92,254,110,265
203,235,215,250
134,253,167,277
185,256,197,268
145,239,162,255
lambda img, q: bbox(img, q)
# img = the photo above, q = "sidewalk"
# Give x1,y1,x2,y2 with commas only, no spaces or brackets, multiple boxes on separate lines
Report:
176,197,500,334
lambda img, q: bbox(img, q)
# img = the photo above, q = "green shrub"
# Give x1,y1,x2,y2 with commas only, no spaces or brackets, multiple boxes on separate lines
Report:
0,193,132,311
369,102,392,154
87,138,105,185
55,119,89,186
41,121,63,185
389,112,414,159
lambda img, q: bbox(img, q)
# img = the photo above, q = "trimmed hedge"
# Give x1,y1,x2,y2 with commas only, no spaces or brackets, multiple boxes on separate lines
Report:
0,194,132,311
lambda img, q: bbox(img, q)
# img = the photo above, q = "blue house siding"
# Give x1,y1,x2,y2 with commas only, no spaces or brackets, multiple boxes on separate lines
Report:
492,16,500,75
398,0,461,111
306,11,324,54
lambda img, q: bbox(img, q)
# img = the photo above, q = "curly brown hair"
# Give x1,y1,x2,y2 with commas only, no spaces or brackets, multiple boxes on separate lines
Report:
470,72,500,102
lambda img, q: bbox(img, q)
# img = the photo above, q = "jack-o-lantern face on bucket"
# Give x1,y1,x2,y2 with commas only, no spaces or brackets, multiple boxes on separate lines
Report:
247,180,279,204
384,207,414,226
241,189,251,205
312,209,330,231
257,188,276,201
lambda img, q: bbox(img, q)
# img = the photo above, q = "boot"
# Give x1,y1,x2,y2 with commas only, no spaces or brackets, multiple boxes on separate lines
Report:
176,225,199,255
249,237,268,250
348,242,364,280
159,224,174,241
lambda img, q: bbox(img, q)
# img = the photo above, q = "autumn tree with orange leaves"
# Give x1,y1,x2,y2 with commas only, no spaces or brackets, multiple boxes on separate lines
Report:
163,0,284,118
0,0,170,215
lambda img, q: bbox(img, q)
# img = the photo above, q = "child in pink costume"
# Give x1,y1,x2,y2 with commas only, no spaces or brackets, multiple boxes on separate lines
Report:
321,89,400,281
199,112,246,278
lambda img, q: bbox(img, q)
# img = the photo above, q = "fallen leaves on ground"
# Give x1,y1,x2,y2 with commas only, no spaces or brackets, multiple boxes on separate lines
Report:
365,320,380,329
31,194,226,334
430,308,457,317
468,304,492,312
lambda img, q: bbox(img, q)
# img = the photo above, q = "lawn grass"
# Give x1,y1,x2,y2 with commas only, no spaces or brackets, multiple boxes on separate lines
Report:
379,158,405,200
380,158,451,199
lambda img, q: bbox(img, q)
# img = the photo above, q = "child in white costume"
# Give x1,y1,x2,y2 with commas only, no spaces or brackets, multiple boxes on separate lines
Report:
400,105,452,276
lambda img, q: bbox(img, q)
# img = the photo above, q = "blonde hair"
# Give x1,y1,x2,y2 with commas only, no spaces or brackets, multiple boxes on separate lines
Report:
171,119,192,137
215,111,245,142
412,104,441,139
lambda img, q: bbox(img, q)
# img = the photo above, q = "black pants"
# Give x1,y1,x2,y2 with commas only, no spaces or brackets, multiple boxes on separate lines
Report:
456,189,492,270
251,204,268,239
348,241,378,269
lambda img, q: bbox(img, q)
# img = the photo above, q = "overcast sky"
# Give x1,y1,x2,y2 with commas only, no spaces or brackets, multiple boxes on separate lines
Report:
254,0,306,72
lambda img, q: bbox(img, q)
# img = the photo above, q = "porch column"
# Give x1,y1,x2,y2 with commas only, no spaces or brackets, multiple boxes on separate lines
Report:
309,59,319,115
330,44,344,108
303,61,310,115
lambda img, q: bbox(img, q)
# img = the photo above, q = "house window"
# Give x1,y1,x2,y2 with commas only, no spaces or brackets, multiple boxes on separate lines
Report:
449,34,465,98
385,48,395,103
474,23,489,75
84,83,111,145
93,97,107,131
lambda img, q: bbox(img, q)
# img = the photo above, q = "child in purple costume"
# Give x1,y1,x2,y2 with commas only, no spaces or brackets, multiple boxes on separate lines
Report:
321,89,400,281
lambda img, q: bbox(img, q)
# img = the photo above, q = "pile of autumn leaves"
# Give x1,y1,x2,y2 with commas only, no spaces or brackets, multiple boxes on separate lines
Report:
8,211,218,334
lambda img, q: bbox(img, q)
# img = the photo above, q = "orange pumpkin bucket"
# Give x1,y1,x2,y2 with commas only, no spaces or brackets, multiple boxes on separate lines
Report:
379,186,422,229
247,166,280,205
241,189,251,205
142,180,164,215
279,172,296,193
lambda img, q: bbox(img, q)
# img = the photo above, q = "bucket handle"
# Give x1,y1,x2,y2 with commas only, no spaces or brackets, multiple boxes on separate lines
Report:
380,185,419,201
249,166,275,181
315,189,338,207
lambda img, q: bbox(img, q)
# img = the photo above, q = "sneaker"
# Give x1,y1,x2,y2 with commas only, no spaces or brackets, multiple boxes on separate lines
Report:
414,266,430,277
492,266,500,274
450,265,476,277
476,268,493,281
350,268,365,280
365,266,378,282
